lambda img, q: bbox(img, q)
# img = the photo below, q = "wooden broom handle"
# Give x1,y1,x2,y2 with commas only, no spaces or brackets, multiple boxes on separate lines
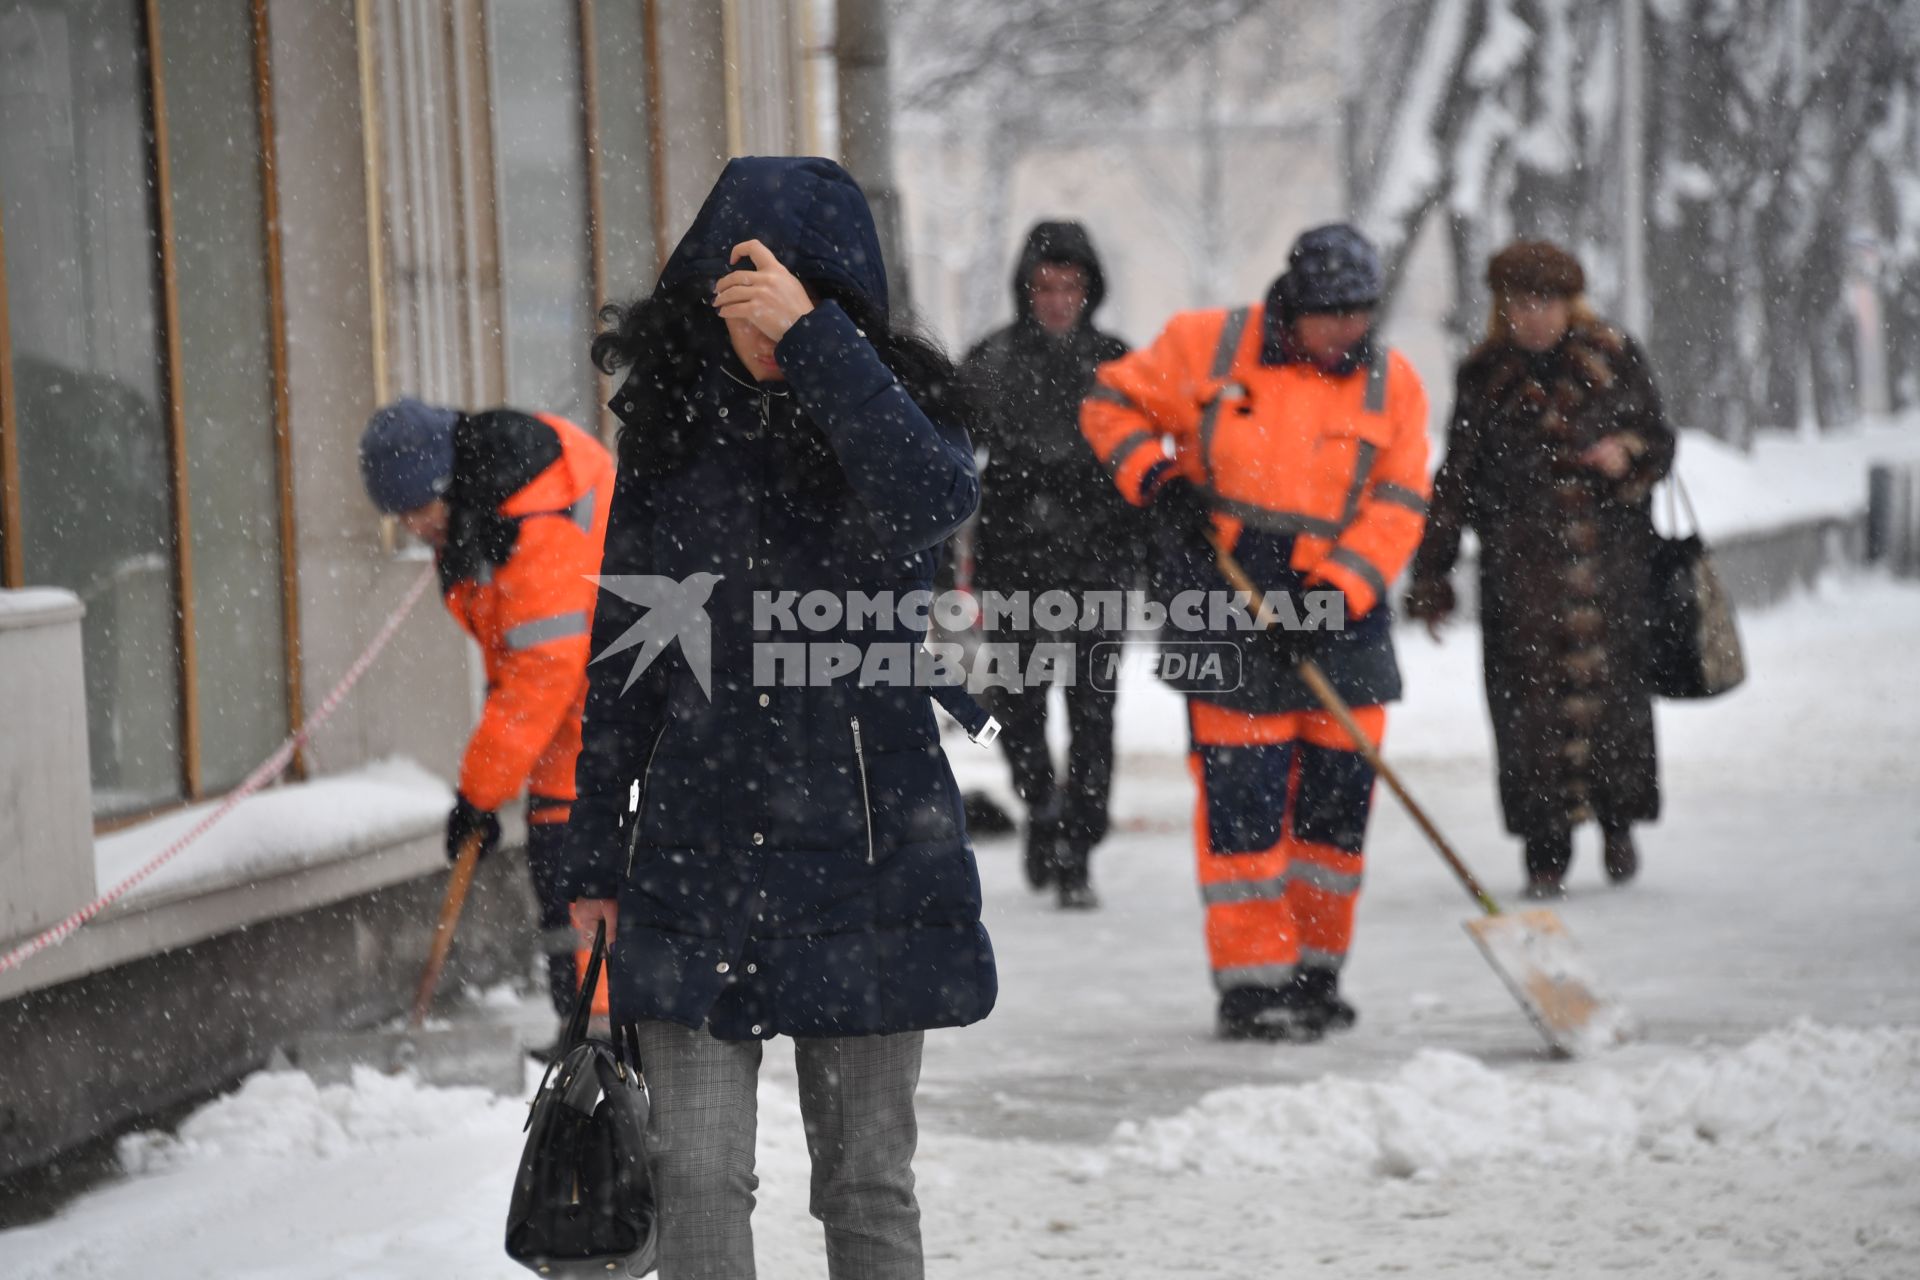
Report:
409,828,487,1028
1209,536,1504,917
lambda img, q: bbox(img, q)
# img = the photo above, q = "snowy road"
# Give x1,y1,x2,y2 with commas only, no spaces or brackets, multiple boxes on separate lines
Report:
6,576,1918,1278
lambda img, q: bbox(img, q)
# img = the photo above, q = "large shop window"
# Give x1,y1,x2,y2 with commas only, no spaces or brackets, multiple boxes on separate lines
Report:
488,0,596,432
0,0,291,816
590,0,659,307
154,0,290,792
1,0,183,815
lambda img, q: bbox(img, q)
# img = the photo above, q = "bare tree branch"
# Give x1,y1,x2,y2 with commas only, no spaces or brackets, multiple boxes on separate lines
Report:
895,0,1272,116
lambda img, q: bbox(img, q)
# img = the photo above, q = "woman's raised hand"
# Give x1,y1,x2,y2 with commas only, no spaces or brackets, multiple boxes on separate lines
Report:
715,240,815,342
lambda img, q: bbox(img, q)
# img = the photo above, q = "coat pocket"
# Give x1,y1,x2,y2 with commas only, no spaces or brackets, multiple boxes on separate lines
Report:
1197,742,1294,854
862,745,963,861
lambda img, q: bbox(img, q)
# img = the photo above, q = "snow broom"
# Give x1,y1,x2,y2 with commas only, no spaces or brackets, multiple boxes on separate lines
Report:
1211,537,1634,1057
284,829,527,1091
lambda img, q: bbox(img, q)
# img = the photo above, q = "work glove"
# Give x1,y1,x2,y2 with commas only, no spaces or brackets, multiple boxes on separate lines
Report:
1149,476,1216,552
446,794,501,863
1259,614,1311,673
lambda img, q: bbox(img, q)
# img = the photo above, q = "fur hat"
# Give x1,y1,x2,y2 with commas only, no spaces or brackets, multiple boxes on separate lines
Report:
1486,240,1585,297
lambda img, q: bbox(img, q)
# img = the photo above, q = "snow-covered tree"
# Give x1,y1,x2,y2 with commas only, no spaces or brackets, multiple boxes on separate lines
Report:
894,0,1302,342
1348,0,1920,440
1855,22,1920,411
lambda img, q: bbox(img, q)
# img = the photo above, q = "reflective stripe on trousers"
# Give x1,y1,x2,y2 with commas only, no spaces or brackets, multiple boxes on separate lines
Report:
1188,701,1385,990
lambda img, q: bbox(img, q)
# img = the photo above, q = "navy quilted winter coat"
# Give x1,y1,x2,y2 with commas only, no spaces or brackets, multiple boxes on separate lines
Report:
560,157,996,1039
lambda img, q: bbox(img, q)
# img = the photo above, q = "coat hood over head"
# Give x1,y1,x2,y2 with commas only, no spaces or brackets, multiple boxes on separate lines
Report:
1012,220,1107,322
656,156,889,316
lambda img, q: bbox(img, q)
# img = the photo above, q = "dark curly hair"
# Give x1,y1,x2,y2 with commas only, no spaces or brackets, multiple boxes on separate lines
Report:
591,282,967,481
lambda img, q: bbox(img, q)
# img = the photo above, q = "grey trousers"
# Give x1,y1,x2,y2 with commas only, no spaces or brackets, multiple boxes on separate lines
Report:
631,1020,925,1280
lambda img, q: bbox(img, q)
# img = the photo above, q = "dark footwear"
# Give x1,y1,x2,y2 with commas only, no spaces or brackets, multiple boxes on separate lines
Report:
1056,882,1101,910
962,789,1017,836
1524,829,1572,894
1293,968,1357,1032
1216,986,1326,1043
1023,812,1059,891
1603,828,1639,884
1054,840,1098,909
1522,874,1567,901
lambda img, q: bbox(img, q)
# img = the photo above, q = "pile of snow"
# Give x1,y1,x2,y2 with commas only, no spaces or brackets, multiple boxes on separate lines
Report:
95,757,451,909
117,1066,522,1175
0,586,82,618
128,1021,1919,1195
1105,1020,1920,1180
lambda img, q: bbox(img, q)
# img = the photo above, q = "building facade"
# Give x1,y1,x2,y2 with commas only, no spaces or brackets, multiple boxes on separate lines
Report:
0,0,832,1174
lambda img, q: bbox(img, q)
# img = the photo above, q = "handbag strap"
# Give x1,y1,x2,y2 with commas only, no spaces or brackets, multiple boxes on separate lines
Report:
563,919,648,1077
563,920,608,1050
1661,472,1702,539
620,1023,646,1076
520,926,615,1133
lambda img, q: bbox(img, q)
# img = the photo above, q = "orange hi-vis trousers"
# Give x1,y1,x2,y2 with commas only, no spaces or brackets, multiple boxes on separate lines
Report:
1188,698,1385,991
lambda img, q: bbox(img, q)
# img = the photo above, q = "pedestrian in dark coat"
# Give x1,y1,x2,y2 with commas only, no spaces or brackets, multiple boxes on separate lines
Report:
561,156,993,1279
958,220,1138,908
1405,241,1675,896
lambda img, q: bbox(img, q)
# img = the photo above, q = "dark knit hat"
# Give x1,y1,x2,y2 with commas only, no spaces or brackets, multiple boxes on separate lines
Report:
359,398,457,514
1275,223,1384,316
1487,240,1585,297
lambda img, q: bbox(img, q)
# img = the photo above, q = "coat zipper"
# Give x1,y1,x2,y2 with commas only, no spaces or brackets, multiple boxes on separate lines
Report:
850,716,874,865
624,725,669,877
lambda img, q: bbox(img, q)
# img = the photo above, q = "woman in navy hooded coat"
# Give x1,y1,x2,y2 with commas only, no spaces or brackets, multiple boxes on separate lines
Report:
562,157,994,1278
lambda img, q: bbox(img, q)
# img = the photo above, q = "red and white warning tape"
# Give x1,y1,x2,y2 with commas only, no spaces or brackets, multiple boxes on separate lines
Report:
0,566,439,976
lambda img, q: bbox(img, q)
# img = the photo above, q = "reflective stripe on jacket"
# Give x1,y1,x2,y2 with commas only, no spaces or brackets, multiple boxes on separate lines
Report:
1081,304,1430,618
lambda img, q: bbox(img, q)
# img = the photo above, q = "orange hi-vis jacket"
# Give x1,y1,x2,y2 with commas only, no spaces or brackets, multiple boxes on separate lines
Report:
1081,304,1430,620
443,413,613,822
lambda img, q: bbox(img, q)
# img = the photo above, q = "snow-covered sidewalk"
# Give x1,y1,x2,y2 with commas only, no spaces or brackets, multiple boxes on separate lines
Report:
6,574,1919,1278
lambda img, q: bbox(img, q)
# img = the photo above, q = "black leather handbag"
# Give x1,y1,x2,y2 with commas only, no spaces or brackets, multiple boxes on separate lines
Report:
1648,476,1746,700
505,923,658,1276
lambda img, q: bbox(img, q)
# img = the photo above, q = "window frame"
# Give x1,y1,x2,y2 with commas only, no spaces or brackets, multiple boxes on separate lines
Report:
0,0,305,827
479,0,602,437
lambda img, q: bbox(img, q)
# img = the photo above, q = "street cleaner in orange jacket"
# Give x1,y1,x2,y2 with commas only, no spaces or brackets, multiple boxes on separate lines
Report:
1081,225,1430,1040
359,398,613,1039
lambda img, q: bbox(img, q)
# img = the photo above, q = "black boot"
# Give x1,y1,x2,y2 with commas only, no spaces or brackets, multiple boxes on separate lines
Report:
1216,985,1326,1042
1023,796,1062,891
1054,840,1100,910
1523,829,1572,899
1292,967,1357,1032
1603,824,1639,884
